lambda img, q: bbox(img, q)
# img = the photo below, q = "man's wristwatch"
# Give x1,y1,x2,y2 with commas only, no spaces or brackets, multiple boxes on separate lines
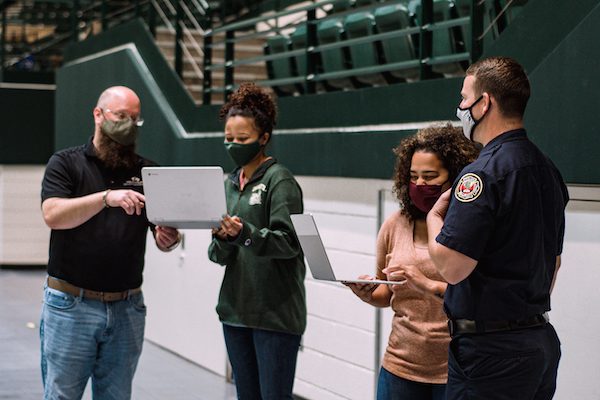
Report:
166,233,182,250
102,189,111,208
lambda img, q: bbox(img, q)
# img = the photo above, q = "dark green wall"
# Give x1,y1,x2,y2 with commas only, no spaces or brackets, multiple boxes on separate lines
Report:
55,0,600,183
482,0,600,184
0,87,54,164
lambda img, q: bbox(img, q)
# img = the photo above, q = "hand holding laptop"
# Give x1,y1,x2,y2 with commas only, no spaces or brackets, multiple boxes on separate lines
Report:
343,275,379,302
383,264,428,295
214,215,242,239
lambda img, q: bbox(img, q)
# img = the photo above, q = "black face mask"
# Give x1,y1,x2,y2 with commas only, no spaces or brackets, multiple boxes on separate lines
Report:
224,140,262,167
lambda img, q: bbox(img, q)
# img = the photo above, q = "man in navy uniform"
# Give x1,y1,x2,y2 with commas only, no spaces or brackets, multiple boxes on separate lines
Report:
427,57,568,399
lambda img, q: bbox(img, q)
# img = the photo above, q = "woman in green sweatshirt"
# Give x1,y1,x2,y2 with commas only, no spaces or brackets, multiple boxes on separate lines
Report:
208,83,306,400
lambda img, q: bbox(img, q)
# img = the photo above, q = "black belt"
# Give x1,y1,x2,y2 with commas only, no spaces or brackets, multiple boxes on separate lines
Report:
448,313,549,337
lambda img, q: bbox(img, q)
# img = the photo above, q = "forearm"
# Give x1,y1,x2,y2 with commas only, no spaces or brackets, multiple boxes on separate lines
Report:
365,285,392,308
42,193,106,230
426,212,448,275
427,280,447,303
426,213,477,284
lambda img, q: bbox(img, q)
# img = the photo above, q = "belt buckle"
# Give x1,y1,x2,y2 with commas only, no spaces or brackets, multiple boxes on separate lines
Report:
447,320,455,336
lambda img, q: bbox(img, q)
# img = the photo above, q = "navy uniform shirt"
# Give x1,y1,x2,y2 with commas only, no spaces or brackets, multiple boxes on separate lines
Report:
41,137,156,292
437,129,569,321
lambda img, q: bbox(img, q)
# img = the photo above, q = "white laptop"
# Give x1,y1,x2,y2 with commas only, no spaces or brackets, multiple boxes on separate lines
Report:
142,166,226,229
290,214,404,285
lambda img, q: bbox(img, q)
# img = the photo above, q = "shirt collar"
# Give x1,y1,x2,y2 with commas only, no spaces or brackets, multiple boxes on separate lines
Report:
84,136,98,158
481,129,527,155
229,158,277,189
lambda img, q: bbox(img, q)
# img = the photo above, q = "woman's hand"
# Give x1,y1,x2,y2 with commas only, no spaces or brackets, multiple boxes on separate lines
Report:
383,264,433,295
211,227,228,240
219,215,243,239
343,275,379,303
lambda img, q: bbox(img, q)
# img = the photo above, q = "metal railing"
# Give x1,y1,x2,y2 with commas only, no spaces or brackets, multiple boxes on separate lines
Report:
0,0,210,85
200,0,525,105
201,0,477,104
0,0,519,103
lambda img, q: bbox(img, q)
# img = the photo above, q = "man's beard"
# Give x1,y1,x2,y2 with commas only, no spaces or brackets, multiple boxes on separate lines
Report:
96,131,139,169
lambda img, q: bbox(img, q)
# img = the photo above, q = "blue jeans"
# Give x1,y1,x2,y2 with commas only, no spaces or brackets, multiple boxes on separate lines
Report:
377,367,446,400
222,324,301,400
40,285,146,400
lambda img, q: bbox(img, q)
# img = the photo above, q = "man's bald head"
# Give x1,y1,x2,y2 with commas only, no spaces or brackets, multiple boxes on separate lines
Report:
96,86,140,111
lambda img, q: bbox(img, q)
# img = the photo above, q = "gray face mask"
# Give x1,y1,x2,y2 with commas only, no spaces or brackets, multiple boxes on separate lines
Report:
100,118,138,146
456,95,484,140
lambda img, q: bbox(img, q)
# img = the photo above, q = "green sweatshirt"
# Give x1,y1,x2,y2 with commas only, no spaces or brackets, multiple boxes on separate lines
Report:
208,159,307,335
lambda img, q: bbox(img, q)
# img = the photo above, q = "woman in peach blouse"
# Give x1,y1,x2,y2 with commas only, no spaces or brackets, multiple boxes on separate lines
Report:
346,125,479,400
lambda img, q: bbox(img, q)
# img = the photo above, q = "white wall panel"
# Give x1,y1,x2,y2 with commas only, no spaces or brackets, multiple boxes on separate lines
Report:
303,314,375,370
296,347,374,400
306,279,374,331
143,229,227,376
294,379,348,400
552,201,600,400
0,165,49,265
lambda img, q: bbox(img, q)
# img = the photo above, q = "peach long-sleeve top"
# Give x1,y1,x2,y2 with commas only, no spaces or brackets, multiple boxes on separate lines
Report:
376,211,450,384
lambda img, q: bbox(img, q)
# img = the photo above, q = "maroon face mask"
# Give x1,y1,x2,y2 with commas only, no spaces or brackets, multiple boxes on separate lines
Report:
409,181,445,213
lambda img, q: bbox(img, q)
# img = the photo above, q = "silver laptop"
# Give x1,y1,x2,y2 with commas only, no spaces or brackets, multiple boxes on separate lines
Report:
142,166,226,229
291,214,404,285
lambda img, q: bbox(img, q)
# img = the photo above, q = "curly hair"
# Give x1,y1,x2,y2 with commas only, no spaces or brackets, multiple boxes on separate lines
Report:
393,124,480,220
219,82,277,140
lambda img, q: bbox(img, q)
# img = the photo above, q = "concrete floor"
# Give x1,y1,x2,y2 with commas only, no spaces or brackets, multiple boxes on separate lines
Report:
0,268,237,400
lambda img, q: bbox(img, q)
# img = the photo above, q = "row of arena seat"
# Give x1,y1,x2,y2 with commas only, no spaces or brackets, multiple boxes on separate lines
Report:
264,0,526,95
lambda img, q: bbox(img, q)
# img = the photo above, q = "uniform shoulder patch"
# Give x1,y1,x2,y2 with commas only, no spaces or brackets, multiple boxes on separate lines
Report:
454,173,483,202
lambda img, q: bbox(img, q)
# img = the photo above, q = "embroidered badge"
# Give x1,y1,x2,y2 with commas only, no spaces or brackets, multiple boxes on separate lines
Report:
123,176,143,187
455,173,483,202
249,183,267,206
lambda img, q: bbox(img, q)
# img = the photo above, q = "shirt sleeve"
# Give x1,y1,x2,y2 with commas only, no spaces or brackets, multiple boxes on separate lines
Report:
556,179,569,255
41,153,75,202
208,236,238,266
436,170,499,261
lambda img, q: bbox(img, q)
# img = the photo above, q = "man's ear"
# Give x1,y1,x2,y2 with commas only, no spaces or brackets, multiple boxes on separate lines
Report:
482,92,492,113
93,107,103,124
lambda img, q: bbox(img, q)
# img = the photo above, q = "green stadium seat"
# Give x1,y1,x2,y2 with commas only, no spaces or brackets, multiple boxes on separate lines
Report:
264,35,303,96
344,11,392,86
317,18,357,89
373,3,420,81
289,24,334,93
354,0,377,8
413,0,466,76
331,0,354,14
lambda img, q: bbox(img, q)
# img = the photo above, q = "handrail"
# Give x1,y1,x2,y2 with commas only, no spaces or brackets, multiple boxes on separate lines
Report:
207,0,339,36
199,0,496,105
205,15,470,73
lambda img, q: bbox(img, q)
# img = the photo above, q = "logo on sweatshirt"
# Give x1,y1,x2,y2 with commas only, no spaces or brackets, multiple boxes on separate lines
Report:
249,184,267,205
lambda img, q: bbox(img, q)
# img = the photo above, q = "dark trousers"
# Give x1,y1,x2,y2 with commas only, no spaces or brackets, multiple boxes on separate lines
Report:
377,367,446,400
223,324,301,400
447,323,561,400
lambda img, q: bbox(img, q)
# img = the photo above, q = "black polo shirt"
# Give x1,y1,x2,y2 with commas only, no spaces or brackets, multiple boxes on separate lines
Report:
437,129,569,321
41,137,156,292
